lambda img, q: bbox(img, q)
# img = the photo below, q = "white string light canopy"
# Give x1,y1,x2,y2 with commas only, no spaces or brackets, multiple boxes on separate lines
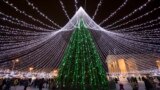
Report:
0,0,159,75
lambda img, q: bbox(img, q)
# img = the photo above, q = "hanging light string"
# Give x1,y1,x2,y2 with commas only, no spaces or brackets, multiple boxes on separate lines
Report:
103,29,159,54
90,30,108,71
25,0,61,28
114,28,160,40
0,25,50,34
107,6,160,30
14,33,69,72
99,0,128,25
0,28,48,37
92,0,103,20
0,34,50,53
2,0,56,30
111,17,160,32
0,12,55,31
0,31,59,58
0,32,49,44
125,28,160,38
96,31,160,72
59,0,70,20
0,26,50,46
33,36,63,72
0,33,62,72
17,35,62,71
0,0,159,73
74,0,78,11
103,0,152,29
0,17,56,31
35,40,64,72
115,34,160,57
0,70,51,77
0,30,62,59
108,30,160,44
93,30,158,59
116,22,160,33
105,31,160,52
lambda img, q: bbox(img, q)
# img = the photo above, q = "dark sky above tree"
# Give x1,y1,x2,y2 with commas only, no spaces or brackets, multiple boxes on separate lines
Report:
0,0,159,28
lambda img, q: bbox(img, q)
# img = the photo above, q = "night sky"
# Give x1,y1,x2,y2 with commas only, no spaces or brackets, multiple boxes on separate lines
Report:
0,0,159,29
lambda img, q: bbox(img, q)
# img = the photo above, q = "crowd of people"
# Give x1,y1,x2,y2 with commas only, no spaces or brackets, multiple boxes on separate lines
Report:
141,76,160,90
1,75,160,90
110,76,160,90
0,77,56,90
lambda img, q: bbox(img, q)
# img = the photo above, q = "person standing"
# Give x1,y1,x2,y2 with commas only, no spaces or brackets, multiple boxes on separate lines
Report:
23,79,29,90
0,78,4,90
153,77,160,90
38,78,44,90
142,77,153,90
4,78,11,90
130,81,139,90
13,78,19,90
115,78,119,84
119,83,125,90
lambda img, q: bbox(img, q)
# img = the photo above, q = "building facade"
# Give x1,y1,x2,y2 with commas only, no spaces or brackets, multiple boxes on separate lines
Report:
106,54,160,74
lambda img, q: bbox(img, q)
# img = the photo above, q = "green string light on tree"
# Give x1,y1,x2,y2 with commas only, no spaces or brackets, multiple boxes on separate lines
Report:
56,19,108,90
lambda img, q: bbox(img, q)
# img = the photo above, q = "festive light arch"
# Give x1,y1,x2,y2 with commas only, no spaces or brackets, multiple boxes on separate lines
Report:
0,0,159,75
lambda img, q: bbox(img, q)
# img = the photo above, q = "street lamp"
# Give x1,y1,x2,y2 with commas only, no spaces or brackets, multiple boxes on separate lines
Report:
53,69,58,78
156,60,160,69
12,59,19,71
29,67,34,72
15,59,19,62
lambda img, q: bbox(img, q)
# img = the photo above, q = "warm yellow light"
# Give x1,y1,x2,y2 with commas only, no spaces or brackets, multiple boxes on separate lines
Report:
53,69,58,77
118,59,127,73
15,59,19,62
29,67,34,71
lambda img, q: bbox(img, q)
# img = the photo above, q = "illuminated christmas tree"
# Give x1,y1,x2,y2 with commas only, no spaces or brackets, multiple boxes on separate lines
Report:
56,19,108,90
